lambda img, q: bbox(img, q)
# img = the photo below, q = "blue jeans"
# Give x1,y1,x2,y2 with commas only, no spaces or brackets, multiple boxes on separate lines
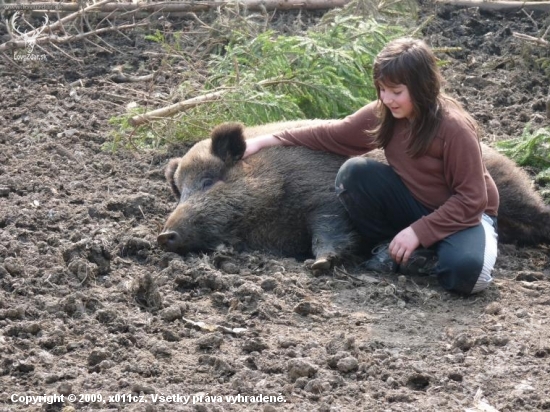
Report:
335,157,498,295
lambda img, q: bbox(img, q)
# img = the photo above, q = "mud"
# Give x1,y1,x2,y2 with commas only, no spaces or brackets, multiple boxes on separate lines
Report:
1,3,549,411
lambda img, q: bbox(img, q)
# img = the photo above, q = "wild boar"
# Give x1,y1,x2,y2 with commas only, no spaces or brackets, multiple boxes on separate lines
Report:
158,120,550,267
158,121,359,269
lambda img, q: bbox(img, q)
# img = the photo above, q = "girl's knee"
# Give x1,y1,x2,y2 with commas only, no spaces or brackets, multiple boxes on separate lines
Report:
438,253,489,295
335,158,387,192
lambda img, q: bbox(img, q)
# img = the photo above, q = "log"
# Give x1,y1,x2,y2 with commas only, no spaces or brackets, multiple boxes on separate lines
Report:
0,0,353,14
436,0,550,12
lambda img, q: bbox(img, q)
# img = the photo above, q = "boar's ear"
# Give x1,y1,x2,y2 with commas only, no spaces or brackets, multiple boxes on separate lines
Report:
210,122,246,164
165,158,181,199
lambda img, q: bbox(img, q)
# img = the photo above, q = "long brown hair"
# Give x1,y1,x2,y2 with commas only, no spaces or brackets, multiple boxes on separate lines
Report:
370,38,478,158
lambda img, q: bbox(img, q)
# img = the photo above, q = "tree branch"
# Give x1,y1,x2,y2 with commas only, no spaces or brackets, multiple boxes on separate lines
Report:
435,0,550,12
512,32,549,47
1,0,353,14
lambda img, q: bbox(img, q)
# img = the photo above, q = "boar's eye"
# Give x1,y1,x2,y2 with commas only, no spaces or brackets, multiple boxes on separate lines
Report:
201,177,215,190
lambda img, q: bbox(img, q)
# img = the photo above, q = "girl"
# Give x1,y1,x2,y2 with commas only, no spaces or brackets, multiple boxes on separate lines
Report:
243,38,499,295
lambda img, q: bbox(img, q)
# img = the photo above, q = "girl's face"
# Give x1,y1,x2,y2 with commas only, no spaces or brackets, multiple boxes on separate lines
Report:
379,82,414,120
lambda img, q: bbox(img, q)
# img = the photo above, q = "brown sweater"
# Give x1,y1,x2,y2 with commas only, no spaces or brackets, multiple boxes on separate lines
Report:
274,101,500,247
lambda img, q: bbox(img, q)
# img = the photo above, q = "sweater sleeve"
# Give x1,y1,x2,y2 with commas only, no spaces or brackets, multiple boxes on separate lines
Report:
410,118,488,247
272,102,380,156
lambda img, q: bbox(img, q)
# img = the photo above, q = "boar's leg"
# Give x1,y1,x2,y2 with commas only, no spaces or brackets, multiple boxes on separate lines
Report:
309,212,358,270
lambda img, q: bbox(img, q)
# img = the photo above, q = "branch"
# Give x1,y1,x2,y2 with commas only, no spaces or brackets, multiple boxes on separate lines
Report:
435,0,550,12
512,32,549,47
18,0,114,38
129,90,232,127
1,0,353,13
128,78,288,127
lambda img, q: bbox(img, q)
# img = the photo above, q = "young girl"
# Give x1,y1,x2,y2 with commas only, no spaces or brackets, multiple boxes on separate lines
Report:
243,38,499,295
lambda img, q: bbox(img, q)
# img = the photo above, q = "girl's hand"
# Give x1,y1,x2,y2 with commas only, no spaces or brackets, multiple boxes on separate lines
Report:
242,134,285,159
389,226,420,264
243,139,262,158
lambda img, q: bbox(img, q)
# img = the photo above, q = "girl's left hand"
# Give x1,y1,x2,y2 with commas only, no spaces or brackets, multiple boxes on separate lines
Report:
389,227,420,264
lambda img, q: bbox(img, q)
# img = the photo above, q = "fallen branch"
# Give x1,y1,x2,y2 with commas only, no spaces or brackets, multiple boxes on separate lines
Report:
1,0,352,13
436,0,550,12
513,32,549,47
129,89,231,127
129,78,280,126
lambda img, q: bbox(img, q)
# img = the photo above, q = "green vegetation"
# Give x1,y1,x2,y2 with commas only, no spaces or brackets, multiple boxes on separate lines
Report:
496,125,550,185
205,17,400,122
108,0,416,149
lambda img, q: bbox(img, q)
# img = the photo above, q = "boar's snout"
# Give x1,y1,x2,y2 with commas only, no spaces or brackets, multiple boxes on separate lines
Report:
157,230,182,252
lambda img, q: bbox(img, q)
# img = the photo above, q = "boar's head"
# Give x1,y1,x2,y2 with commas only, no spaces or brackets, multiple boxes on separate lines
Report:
158,123,251,253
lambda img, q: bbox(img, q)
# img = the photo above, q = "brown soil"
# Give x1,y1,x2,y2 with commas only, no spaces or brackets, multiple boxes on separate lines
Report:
1,3,550,412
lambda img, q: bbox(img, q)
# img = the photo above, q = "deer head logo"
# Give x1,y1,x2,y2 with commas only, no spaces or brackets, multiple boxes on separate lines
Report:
9,12,49,55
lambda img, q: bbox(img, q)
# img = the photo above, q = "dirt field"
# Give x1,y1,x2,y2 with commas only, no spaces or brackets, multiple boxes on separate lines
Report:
1,2,550,412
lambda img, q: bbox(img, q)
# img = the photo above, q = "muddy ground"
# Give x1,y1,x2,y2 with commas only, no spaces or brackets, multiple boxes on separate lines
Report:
1,2,550,411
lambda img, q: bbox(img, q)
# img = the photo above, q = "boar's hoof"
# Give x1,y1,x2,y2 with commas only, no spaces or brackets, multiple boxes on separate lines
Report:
157,231,180,251
311,257,332,271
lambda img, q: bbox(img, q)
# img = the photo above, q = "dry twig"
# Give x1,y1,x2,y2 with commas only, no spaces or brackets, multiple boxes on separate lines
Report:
512,32,549,47
436,0,550,12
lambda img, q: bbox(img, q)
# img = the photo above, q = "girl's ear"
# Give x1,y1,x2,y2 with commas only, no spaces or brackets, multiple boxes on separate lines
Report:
210,123,246,165
165,158,182,199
